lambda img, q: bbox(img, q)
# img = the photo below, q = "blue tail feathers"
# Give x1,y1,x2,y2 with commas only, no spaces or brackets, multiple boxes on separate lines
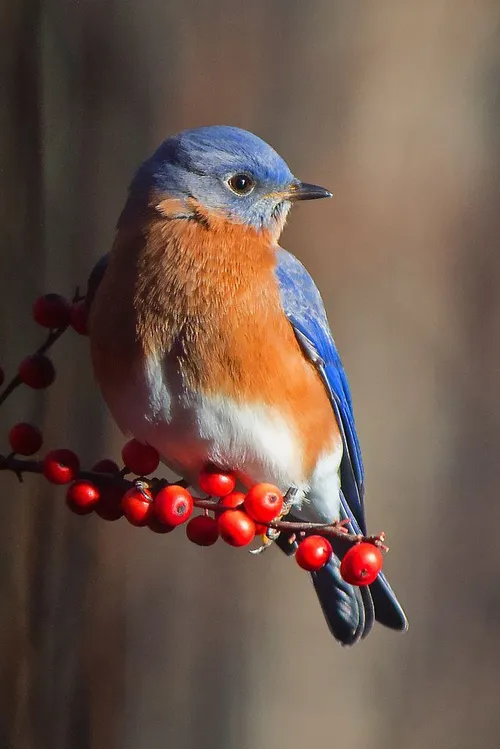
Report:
277,503,408,645
311,556,371,645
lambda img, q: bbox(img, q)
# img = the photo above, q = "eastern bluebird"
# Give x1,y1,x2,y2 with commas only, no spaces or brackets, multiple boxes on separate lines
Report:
88,126,408,645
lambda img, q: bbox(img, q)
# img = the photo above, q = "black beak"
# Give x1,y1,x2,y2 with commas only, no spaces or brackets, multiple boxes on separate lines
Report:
287,181,333,201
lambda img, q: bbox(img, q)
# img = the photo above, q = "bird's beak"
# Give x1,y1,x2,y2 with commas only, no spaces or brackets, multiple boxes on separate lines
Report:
286,181,333,201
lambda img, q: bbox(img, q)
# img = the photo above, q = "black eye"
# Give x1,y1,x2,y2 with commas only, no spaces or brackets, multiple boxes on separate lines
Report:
227,173,256,195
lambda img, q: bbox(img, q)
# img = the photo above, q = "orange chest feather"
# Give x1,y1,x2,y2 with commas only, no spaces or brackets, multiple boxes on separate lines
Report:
90,201,339,470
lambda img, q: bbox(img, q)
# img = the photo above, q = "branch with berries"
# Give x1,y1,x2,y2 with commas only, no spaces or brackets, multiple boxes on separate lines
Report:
0,292,388,586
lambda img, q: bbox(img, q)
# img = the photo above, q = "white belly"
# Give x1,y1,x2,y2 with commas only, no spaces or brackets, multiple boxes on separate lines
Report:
101,352,342,519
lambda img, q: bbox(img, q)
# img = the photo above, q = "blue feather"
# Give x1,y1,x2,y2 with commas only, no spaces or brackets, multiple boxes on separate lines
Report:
275,248,408,637
275,248,365,521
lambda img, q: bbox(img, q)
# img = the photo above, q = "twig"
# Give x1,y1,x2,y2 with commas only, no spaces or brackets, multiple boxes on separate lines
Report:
0,453,387,548
0,325,67,406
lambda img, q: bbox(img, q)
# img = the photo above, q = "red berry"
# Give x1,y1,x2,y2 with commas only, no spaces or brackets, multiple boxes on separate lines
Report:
96,485,125,521
198,466,236,496
121,439,159,475
18,354,55,389
218,510,255,547
70,300,89,335
32,294,71,329
220,491,246,509
295,535,333,572
121,486,153,526
8,422,43,455
154,485,194,527
42,449,80,484
219,491,270,533
186,515,219,546
66,480,100,514
92,459,124,521
0,366,4,387
340,543,383,586
244,483,284,523
92,458,119,474
97,487,125,520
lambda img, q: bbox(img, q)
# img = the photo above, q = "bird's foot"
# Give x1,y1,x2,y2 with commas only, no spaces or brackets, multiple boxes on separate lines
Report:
332,517,350,534
249,537,272,555
248,486,298,556
132,478,153,499
282,485,299,517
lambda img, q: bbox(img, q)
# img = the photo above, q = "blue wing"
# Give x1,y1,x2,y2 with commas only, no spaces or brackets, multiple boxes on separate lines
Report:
275,247,366,531
275,248,408,639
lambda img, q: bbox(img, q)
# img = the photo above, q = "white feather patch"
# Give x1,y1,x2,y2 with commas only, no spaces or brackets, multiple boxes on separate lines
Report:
102,351,342,517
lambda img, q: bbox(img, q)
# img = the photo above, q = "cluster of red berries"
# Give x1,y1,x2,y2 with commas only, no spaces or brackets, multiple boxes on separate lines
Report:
32,293,88,334
5,424,384,586
2,290,385,590
16,294,88,390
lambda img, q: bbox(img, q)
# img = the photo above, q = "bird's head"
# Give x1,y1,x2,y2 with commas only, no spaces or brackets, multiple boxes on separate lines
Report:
130,126,331,239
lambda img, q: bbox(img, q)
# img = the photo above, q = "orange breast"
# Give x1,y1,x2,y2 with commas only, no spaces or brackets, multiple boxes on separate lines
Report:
90,196,340,476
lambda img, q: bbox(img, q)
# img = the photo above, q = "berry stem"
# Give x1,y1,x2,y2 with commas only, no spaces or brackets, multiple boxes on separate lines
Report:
0,375,23,407
0,327,66,407
0,285,82,408
0,454,126,487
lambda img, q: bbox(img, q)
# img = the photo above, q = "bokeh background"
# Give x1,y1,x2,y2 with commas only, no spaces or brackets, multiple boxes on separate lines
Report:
2,1,500,747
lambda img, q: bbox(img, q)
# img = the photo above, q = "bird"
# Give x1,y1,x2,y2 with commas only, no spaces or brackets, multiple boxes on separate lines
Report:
88,125,408,645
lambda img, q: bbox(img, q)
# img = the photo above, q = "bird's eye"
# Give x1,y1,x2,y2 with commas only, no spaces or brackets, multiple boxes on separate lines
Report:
227,173,256,196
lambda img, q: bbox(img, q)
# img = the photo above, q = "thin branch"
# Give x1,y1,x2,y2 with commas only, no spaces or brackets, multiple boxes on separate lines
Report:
0,326,67,406
0,453,387,548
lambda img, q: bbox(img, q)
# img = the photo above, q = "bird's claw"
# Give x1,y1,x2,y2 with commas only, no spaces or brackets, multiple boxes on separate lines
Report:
333,518,351,534
132,478,152,499
283,485,299,517
249,535,274,555
266,526,281,541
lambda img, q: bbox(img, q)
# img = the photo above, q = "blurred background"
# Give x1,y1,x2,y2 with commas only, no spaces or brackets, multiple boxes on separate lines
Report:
2,1,500,747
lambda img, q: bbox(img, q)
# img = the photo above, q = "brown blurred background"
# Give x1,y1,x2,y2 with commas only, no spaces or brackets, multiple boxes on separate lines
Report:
2,1,500,747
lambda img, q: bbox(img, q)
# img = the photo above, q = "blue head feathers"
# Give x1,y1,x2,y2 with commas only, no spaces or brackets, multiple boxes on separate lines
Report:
130,126,331,234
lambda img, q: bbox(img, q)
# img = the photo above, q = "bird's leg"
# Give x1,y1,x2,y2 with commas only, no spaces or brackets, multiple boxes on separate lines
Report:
248,539,272,555
248,522,280,556
249,524,280,556
282,485,299,518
